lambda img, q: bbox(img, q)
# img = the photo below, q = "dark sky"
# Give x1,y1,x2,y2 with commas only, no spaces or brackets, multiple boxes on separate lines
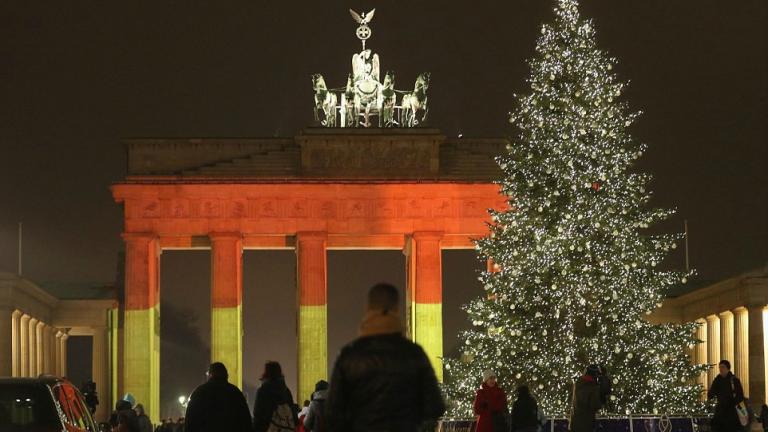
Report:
1,0,766,414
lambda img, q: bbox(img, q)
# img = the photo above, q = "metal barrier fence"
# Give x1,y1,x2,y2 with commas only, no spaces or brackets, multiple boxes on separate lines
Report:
437,416,712,432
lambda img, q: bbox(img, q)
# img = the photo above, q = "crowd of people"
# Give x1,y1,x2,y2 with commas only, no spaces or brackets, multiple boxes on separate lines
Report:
104,282,768,432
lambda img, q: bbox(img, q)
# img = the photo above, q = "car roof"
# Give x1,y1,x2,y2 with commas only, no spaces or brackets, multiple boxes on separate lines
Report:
0,376,70,386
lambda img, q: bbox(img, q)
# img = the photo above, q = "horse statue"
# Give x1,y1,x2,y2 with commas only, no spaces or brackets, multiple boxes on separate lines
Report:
401,72,430,127
311,74,338,127
379,71,397,127
341,73,357,127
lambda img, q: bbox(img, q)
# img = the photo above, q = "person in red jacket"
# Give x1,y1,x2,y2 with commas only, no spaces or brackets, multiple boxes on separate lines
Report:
474,370,509,432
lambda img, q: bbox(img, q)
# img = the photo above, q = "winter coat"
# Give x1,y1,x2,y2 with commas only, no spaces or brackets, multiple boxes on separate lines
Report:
511,393,540,432
111,409,140,432
252,377,298,432
304,389,328,432
569,375,602,432
137,414,153,432
183,377,252,432
325,333,446,432
474,383,508,432
708,373,745,432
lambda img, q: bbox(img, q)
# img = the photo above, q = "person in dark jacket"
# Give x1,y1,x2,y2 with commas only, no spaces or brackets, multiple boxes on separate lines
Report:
708,360,745,432
110,399,140,432
135,404,153,432
473,370,508,432
183,362,252,432
510,385,541,432
253,361,298,432
569,365,602,432
304,380,329,432
325,283,446,432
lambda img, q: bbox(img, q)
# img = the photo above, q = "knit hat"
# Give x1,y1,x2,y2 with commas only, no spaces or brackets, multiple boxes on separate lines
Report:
482,369,497,382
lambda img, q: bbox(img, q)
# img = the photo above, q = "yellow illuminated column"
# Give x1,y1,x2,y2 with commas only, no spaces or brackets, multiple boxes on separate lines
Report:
108,307,119,412
720,311,734,368
210,233,244,389
747,306,768,406
734,307,749,396
695,319,708,395
405,232,444,382
0,307,12,376
35,321,44,375
706,315,721,385
28,318,38,377
92,326,109,422
54,331,62,376
60,333,69,377
296,232,328,402
20,314,30,377
11,310,22,377
42,325,52,374
122,233,161,423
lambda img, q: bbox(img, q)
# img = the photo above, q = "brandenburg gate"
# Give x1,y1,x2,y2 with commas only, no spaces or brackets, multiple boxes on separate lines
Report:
111,10,508,421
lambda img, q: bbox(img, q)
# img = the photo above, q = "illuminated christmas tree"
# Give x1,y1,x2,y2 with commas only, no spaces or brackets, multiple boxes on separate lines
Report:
444,0,706,417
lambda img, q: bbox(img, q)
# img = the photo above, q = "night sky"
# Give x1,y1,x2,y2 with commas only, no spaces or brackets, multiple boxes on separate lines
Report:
1,0,765,416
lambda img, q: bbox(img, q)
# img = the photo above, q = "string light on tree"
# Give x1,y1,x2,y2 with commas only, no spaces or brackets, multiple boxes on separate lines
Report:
443,0,706,417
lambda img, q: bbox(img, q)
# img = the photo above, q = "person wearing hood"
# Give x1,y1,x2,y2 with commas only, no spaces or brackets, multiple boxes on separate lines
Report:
569,365,603,432
708,360,745,432
304,380,329,432
134,404,153,432
253,361,298,432
183,362,252,432
110,399,140,432
325,283,446,432
473,369,508,432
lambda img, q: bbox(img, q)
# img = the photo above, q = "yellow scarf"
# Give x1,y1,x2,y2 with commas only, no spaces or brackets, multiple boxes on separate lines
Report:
358,310,404,337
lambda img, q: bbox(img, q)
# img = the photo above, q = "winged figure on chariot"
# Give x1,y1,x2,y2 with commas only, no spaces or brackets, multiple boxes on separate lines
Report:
311,9,429,128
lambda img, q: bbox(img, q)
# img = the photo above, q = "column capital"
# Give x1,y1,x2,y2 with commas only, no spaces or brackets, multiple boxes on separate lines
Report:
296,231,328,241
121,232,157,242
411,231,444,241
12,309,22,318
720,310,734,318
209,232,243,242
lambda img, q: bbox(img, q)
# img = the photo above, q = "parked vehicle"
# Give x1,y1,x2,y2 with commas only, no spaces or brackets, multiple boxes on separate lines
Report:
0,376,99,432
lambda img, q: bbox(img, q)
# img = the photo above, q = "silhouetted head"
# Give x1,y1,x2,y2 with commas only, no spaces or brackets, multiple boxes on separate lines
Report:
262,361,283,380
719,360,731,377
315,380,329,392
517,385,531,399
208,362,228,381
367,283,399,314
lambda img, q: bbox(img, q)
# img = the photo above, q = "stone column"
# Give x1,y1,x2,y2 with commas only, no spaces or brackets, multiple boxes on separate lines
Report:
35,321,44,376
42,325,52,374
296,232,328,402
720,311,735,367
734,307,750,396
28,318,38,377
11,310,22,377
706,315,721,385
92,326,109,422
54,331,62,376
405,232,444,381
60,333,68,377
0,307,13,376
695,319,708,394
122,233,160,423
747,306,767,406
20,314,30,377
210,233,244,389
